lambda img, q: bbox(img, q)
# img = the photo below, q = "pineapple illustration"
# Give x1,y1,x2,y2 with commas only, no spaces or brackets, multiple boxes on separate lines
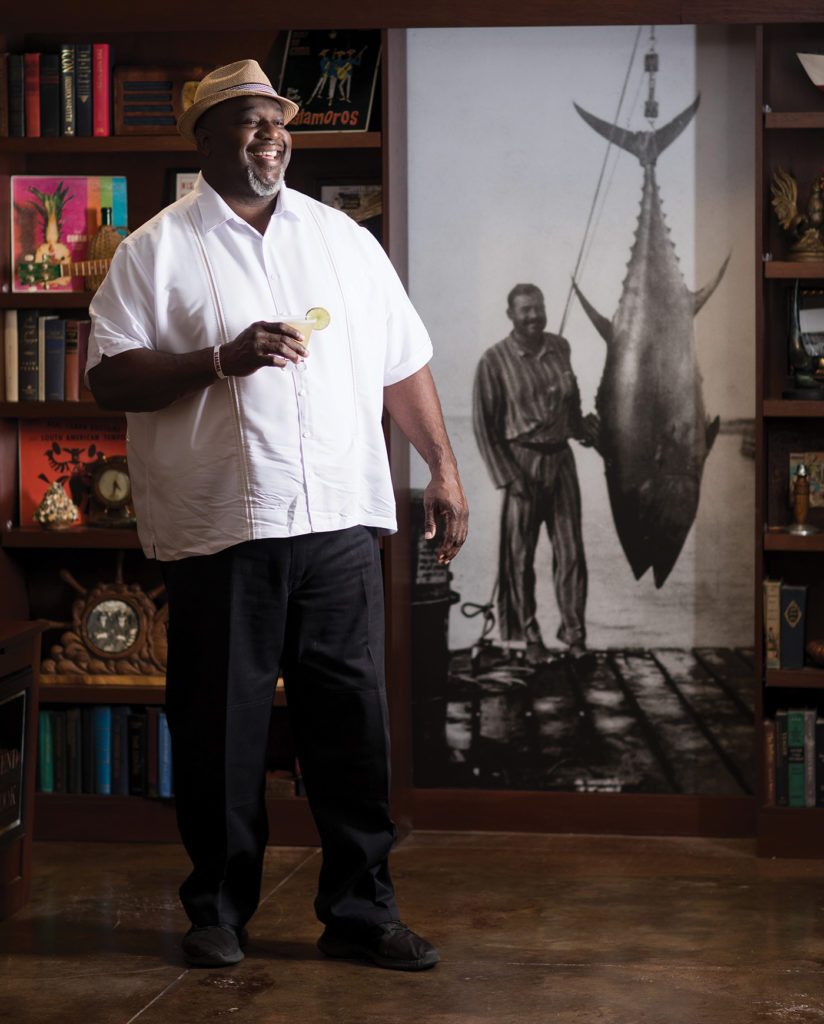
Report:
30,182,73,283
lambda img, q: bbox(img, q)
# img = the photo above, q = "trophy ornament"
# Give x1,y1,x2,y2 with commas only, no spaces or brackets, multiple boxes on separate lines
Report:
770,168,824,262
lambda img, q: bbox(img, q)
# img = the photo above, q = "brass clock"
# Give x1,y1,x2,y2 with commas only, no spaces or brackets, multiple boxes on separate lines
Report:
88,455,135,527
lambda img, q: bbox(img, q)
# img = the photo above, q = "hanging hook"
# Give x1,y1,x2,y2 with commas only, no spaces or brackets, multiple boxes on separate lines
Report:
644,25,659,123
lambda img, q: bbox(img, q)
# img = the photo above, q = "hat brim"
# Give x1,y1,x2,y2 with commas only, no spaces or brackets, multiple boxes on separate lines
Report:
178,87,300,145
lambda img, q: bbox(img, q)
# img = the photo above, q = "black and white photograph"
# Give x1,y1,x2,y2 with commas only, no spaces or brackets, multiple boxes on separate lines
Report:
407,25,756,797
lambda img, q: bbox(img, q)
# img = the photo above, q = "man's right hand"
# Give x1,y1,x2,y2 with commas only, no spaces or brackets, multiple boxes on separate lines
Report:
220,321,308,376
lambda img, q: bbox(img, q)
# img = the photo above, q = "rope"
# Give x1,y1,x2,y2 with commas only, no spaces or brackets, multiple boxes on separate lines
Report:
558,25,644,336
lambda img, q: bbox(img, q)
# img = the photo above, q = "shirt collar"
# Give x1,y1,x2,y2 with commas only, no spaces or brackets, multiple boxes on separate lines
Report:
509,330,548,358
193,173,303,233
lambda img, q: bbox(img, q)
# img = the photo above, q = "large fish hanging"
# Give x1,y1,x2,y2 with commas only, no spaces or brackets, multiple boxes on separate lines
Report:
572,39,729,589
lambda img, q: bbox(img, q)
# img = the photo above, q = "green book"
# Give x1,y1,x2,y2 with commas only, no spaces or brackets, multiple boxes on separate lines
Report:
37,710,54,794
787,709,807,808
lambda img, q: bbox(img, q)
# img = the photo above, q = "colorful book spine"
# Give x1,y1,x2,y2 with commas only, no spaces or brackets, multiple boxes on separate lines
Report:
39,53,60,138
158,710,173,798
76,320,93,400
4,310,18,402
92,705,112,795
17,308,40,401
763,578,781,670
805,708,817,807
775,709,789,807
59,44,76,137
92,43,112,137
37,710,54,793
7,54,26,137
37,314,58,401
780,583,808,670
44,316,66,401
63,319,80,400
75,44,93,136
23,52,40,137
128,711,148,796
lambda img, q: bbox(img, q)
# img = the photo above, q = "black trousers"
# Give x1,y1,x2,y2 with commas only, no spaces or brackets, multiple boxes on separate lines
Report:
161,526,399,931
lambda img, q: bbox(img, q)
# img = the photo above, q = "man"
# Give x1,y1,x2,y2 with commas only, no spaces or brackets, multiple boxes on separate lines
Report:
473,284,596,666
86,60,467,972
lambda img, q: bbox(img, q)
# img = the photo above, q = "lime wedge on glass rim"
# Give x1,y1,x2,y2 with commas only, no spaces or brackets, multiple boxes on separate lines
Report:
306,307,331,331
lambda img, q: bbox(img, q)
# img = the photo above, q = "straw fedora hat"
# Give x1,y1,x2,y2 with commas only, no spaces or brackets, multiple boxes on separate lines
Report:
178,59,299,144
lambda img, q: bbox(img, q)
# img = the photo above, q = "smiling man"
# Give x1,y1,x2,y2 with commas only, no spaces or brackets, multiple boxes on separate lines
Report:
85,60,467,972
473,284,597,667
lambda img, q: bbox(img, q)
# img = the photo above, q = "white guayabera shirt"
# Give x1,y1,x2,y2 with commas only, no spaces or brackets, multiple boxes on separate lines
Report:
87,175,432,561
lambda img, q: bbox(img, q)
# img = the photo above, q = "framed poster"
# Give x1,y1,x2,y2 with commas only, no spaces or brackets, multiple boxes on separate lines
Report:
277,30,381,133
165,169,199,206
319,181,382,240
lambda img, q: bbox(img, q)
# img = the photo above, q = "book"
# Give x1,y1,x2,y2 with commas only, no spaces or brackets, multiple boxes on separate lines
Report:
81,705,94,793
76,320,93,400
11,174,129,293
37,314,58,401
775,710,789,807
4,309,18,402
51,709,67,794
7,54,25,137
17,308,40,402
92,705,112,795
37,709,54,793
276,30,382,134
18,416,127,525
158,710,173,798
817,716,824,808
147,706,159,798
39,53,60,138
65,706,82,794
787,709,807,808
110,706,131,796
780,584,808,670
804,708,817,807
63,318,80,401
59,44,76,137
75,44,92,137
763,718,776,807
23,53,40,137
43,316,65,401
763,578,781,670
127,711,148,796
92,44,112,137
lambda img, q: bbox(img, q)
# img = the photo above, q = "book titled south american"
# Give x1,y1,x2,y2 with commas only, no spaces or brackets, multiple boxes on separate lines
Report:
18,416,127,527
10,174,127,293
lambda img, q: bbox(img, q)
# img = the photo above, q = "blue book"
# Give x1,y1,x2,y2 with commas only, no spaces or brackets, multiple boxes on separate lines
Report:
158,710,173,798
37,710,54,793
92,705,112,795
44,316,66,401
780,584,808,670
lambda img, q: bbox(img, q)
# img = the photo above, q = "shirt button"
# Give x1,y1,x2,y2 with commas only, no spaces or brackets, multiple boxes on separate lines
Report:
298,389,306,397
302,431,311,438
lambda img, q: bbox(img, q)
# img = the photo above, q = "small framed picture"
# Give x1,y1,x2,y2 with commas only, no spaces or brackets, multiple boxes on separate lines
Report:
319,181,382,241
165,169,199,206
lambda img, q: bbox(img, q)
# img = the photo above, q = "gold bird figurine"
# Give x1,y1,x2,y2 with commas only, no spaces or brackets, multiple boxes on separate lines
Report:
770,168,824,261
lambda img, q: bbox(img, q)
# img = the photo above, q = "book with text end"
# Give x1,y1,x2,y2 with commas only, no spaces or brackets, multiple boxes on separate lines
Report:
786,708,807,808
44,316,66,401
158,710,173,798
65,706,82,794
92,44,112,137
37,314,58,401
0,52,10,138
127,711,148,796
92,705,112,795
59,44,76,137
4,309,18,401
763,718,776,807
780,584,808,670
51,709,67,794
75,44,92,136
17,308,39,402
110,706,131,796
63,318,80,400
36,709,53,793
76,319,93,400
775,710,789,807
763,578,782,670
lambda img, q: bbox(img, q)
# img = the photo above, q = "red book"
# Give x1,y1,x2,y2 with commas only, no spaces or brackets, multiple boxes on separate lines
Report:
24,52,40,137
92,43,111,137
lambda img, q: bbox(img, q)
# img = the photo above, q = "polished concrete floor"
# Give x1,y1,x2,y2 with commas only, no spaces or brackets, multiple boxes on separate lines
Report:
2,832,824,1023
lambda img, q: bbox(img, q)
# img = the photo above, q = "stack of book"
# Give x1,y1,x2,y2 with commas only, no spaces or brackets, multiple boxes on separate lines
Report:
763,708,824,807
763,579,808,670
4,309,92,402
35,704,173,798
2,44,113,138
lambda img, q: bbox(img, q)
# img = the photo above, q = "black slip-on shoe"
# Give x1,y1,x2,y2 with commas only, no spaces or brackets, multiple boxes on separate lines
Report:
182,924,247,967
317,921,439,971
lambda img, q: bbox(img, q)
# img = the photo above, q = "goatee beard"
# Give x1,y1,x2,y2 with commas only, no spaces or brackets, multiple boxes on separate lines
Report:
247,166,284,197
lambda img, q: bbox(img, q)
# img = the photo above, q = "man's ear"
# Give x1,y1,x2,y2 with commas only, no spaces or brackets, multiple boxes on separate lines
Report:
505,307,514,324
194,126,212,158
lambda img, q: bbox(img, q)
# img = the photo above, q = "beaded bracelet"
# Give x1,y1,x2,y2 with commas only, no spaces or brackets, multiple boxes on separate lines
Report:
213,344,227,380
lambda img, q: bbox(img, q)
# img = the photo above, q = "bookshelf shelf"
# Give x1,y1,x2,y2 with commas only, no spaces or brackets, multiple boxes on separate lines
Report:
763,261,824,279
764,667,824,688
0,401,121,417
38,677,288,706
0,133,381,154
1,526,142,549
763,111,824,129
762,399,824,417
763,531,824,551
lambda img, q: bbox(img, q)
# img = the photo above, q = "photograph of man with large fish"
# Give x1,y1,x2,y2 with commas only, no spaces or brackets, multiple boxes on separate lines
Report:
406,25,755,795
